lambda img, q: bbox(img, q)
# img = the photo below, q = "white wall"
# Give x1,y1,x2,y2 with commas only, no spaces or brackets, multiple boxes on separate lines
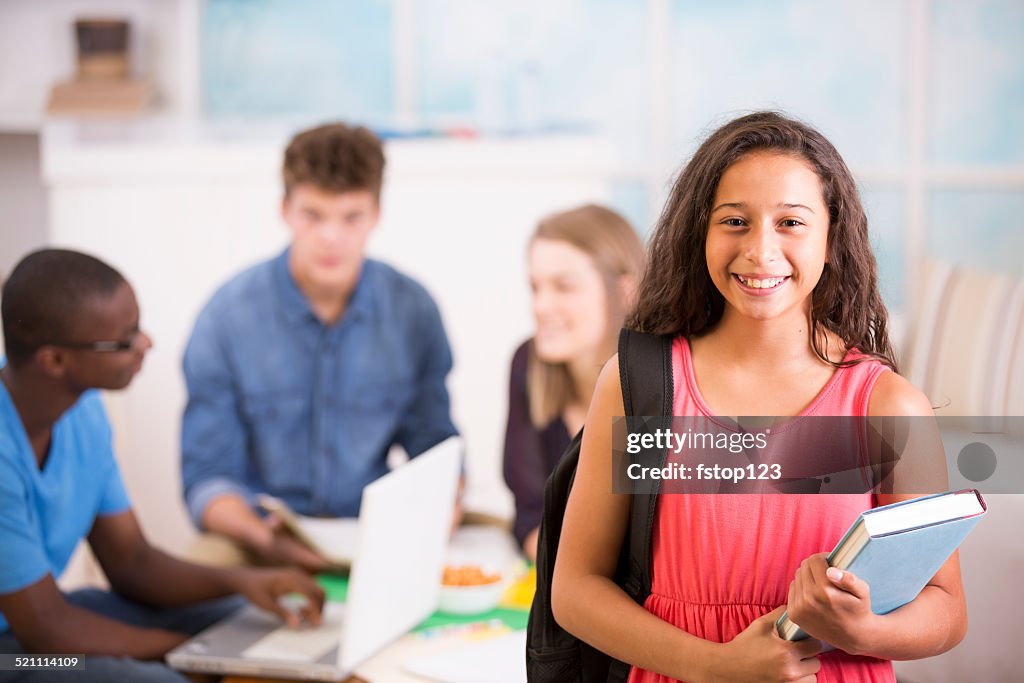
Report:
0,134,48,277
0,133,49,360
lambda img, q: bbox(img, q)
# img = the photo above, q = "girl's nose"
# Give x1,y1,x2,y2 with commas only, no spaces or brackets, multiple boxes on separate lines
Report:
532,288,555,318
742,223,781,265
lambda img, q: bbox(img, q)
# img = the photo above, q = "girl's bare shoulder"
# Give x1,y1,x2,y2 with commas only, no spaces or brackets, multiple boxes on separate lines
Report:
591,354,624,416
868,371,933,417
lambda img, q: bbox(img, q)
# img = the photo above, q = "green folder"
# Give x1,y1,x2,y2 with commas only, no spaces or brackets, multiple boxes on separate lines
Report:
316,574,529,632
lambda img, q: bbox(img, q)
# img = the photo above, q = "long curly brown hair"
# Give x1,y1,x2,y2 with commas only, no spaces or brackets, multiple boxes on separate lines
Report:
629,111,897,371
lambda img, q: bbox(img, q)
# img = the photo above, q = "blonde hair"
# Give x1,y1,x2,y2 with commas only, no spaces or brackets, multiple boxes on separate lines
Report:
527,204,645,428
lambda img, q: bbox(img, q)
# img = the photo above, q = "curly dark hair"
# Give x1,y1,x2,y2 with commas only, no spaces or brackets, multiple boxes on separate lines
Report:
629,111,897,371
282,123,386,199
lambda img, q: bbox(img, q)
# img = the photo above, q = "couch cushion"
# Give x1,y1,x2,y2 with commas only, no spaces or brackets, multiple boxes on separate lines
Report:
903,260,1024,416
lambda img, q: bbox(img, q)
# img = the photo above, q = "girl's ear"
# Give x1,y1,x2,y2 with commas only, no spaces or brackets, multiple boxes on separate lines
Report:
618,274,638,309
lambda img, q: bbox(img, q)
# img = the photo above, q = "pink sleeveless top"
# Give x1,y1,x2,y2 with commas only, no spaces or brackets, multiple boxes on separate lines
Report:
628,337,895,683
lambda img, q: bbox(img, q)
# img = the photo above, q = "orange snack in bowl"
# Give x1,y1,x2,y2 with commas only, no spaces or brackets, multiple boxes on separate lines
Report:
442,564,502,586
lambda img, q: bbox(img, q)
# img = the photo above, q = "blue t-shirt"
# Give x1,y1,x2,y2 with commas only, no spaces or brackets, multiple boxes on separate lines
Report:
0,380,131,632
181,249,459,525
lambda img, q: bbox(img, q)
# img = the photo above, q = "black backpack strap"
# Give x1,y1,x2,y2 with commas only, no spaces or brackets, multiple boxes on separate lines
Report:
525,328,674,683
607,330,673,683
614,327,671,419
617,329,673,599
618,328,673,419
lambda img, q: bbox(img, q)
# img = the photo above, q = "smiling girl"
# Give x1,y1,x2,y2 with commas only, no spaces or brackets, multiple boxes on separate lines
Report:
503,205,644,560
550,112,966,682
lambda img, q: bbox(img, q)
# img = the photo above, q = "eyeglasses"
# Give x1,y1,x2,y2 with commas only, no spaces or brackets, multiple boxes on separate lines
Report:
52,330,147,353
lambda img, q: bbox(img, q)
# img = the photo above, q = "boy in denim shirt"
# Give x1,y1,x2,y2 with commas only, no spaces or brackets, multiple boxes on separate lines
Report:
181,123,459,570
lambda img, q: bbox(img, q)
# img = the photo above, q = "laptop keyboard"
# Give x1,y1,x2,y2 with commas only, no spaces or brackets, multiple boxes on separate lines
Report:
241,602,347,662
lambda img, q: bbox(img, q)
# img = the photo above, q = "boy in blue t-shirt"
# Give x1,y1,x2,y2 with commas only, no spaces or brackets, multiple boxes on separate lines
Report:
0,249,325,683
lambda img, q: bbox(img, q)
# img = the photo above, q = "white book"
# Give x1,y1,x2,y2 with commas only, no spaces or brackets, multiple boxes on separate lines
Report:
257,494,359,567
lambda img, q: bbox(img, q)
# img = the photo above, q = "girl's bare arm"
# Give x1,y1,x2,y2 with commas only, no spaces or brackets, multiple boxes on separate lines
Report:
857,372,967,659
789,371,967,660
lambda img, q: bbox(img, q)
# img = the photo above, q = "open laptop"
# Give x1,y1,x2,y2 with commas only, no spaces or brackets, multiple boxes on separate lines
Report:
166,436,462,681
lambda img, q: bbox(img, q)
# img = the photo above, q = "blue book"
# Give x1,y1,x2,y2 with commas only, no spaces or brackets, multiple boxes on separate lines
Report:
777,489,987,641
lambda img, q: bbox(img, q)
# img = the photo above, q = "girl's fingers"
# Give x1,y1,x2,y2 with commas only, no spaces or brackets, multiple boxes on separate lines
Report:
793,565,807,605
826,566,870,599
802,557,820,589
760,604,787,623
758,604,788,634
796,637,823,660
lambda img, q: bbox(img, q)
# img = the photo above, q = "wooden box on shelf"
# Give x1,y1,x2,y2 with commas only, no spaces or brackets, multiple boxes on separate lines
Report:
46,17,155,116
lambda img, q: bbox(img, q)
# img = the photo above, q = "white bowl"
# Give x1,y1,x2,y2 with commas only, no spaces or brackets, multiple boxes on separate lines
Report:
437,576,505,615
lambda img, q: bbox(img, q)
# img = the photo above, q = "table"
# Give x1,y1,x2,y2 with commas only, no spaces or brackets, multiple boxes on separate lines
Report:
225,525,531,682
223,625,526,683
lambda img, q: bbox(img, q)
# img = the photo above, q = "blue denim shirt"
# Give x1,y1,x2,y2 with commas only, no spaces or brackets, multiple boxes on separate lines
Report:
181,249,458,525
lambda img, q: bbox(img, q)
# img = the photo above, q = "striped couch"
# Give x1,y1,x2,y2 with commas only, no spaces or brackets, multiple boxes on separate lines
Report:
902,259,1024,416
894,259,1024,683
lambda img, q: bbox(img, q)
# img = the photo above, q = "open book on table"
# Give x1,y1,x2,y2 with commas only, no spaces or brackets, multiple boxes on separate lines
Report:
257,494,359,567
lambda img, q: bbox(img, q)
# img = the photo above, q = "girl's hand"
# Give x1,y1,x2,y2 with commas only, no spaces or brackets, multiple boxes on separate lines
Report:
708,606,822,683
786,553,876,655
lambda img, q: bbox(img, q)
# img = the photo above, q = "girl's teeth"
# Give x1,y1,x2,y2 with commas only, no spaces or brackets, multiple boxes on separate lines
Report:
739,276,784,288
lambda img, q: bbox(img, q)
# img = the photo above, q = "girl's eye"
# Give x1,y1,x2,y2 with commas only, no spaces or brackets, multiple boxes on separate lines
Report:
722,218,746,227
